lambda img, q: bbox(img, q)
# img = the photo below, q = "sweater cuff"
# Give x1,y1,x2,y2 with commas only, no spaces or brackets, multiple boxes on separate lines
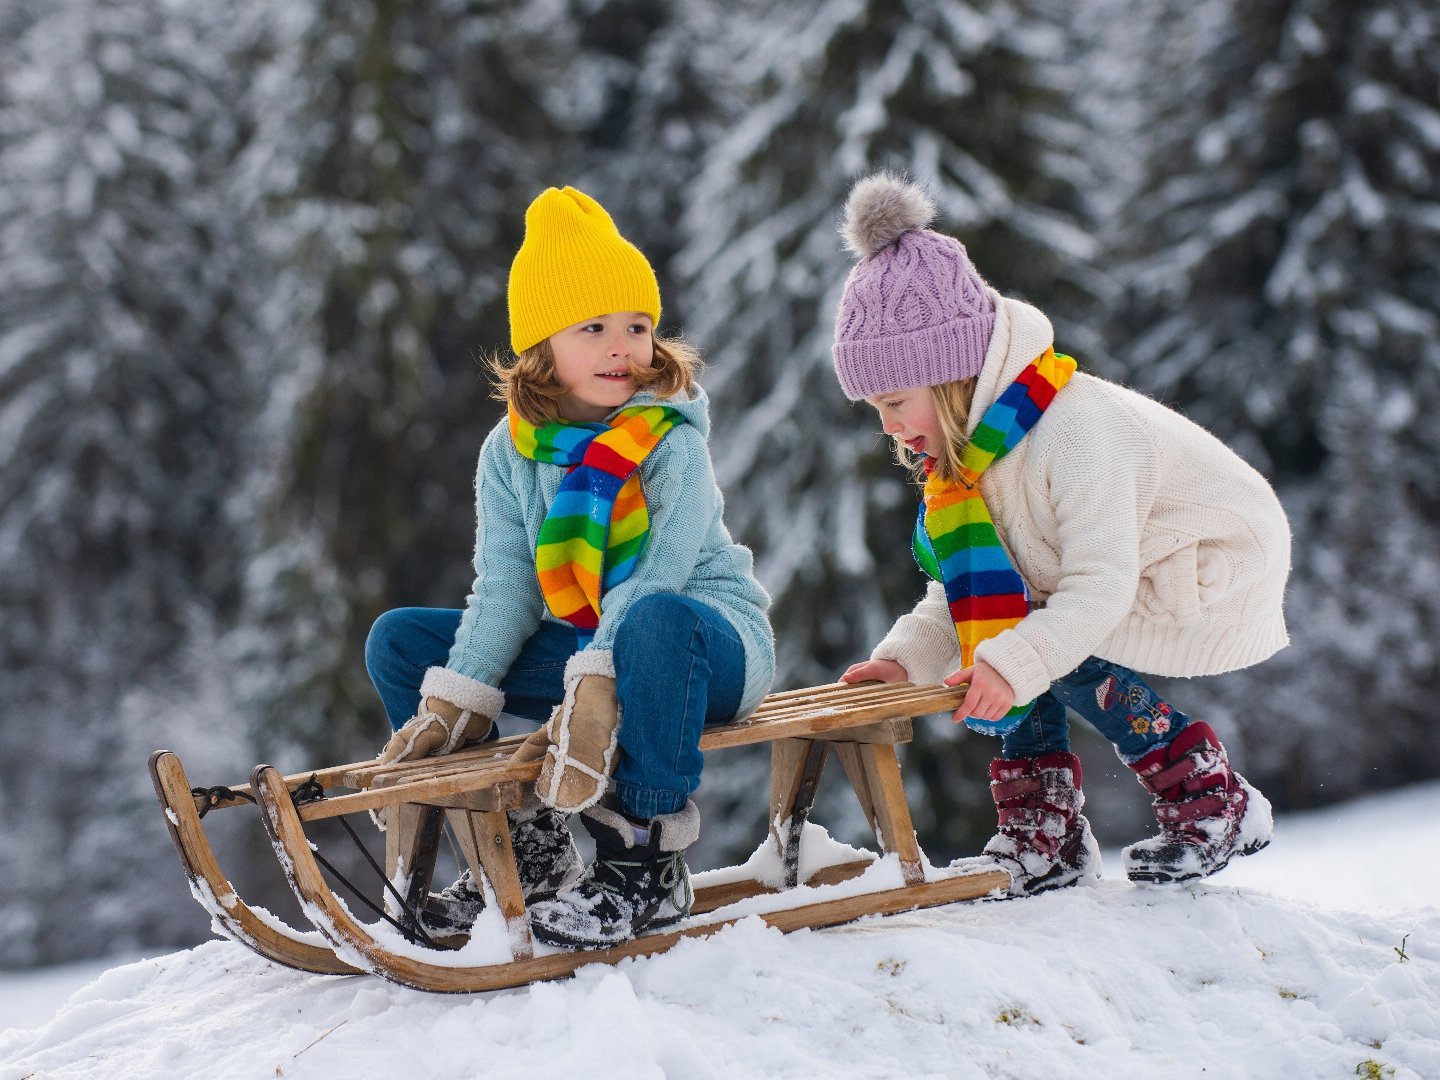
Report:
420,667,505,718
974,629,1053,705
872,614,961,686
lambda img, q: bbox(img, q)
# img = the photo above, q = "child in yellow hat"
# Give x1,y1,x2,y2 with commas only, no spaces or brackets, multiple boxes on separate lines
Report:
364,186,776,948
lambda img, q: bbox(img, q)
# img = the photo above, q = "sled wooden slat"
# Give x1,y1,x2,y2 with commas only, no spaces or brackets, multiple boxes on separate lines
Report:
186,758,378,815
343,735,531,790
149,751,359,976
342,682,950,791
254,763,1007,994
690,856,875,914
356,718,911,811
336,683,918,791
299,684,965,823
700,683,964,749
193,683,959,813
298,762,544,822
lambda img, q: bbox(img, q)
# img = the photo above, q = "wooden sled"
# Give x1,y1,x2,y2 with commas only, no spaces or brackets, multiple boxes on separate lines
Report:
159,682,1011,993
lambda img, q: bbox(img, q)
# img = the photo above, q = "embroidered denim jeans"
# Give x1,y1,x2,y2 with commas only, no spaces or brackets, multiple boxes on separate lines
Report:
364,593,745,820
999,656,1191,764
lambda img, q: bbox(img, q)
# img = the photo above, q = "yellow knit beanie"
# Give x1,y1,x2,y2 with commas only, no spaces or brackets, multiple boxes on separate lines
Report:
507,186,662,354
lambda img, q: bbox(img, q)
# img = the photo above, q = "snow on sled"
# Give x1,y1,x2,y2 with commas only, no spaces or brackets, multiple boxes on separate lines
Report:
152,681,1011,994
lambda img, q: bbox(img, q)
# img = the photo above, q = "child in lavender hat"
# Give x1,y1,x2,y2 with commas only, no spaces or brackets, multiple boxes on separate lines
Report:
832,171,1290,895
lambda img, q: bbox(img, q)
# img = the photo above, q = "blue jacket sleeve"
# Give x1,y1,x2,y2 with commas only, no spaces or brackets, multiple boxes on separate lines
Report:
446,426,545,686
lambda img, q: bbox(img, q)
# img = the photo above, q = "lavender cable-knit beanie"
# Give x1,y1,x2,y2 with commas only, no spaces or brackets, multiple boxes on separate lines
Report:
831,172,996,401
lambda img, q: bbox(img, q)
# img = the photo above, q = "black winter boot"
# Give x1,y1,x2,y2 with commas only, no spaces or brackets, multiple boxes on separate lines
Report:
528,798,698,949
1124,721,1273,884
420,805,582,936
973,752,1101,897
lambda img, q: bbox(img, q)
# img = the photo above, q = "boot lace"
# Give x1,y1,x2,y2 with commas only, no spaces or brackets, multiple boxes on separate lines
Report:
658,852,693,911
434,869,481,903
589,851,691,912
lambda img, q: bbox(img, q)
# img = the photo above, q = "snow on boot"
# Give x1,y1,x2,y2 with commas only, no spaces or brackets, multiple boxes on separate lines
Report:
528,798,698,949
975,752,1101,897
1124,721,1273,884
420,805,582,936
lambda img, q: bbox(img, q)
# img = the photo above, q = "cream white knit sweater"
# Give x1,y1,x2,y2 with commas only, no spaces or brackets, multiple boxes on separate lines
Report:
872,296,1292,704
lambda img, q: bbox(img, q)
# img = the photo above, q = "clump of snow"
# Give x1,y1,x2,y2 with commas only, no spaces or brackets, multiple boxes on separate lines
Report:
694,820,875,891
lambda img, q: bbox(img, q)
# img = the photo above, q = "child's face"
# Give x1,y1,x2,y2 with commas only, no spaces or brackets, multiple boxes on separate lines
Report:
867,386,943,458
548,312,655,422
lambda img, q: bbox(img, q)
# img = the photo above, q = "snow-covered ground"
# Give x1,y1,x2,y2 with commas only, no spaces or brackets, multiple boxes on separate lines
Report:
3,782,1437,1080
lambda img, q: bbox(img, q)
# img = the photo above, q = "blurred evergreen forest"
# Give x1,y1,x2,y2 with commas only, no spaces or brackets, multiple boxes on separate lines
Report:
2,0,1436,966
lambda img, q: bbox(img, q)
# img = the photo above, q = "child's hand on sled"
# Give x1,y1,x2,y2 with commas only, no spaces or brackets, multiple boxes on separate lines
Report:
378,696,494,764
945,662,1016,729
515,674,619,813
840,659,909,684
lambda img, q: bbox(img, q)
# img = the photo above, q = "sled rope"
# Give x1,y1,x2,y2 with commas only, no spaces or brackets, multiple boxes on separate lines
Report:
290,778,441,949
192,785,256,818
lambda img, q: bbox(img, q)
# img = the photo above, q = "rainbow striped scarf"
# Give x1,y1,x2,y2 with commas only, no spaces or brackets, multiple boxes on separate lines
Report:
912,348,1076,727
510,403,684,644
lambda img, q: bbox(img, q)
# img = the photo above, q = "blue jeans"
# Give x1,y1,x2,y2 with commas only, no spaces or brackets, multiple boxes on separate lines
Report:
364,593,746,820
1000,657,1191,764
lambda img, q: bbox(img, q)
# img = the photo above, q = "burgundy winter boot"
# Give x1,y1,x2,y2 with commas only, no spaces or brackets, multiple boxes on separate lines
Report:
977,752,1101,897
1124,721,1273,884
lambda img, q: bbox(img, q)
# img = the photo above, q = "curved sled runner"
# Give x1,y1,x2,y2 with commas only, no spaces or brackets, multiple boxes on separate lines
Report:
149,749,358,975
157,681,1012,992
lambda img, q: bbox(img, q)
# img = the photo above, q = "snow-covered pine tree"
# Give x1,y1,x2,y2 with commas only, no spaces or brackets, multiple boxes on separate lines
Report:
674,0,1099,859
0,0,266,964
1111,0,1440,805
551,0,745,309
224,0,580,764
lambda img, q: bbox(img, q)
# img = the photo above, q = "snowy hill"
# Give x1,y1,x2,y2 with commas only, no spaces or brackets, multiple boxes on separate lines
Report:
3,785,1438,1080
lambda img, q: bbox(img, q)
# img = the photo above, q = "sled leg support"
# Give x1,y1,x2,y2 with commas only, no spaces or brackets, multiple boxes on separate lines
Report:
769,718,924,887
441,788,534,960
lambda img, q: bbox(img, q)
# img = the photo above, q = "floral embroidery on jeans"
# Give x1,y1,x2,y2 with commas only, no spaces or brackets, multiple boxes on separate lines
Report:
1003,655,1192,763
1096,675,1173,737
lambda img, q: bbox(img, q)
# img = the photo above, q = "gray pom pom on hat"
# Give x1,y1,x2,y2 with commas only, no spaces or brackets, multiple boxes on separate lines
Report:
840,169,937,258
832,171,996,401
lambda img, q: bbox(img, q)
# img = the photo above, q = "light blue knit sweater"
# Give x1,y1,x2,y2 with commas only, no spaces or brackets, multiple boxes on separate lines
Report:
446,385,776,715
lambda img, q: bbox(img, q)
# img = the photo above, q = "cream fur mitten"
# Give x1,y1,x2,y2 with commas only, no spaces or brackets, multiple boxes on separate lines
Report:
515,650,620,813
377,667,503,765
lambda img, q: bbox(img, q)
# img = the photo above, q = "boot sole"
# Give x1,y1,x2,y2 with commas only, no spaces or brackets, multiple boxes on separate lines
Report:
1022,867,1098,897
531,907,691,951
959,825,1103,900
1126,836,1271,885
964,858,1100,900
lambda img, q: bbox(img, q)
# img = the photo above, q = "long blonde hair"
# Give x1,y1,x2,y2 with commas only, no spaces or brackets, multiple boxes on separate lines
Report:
893,378,978,483
488,334,702,426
